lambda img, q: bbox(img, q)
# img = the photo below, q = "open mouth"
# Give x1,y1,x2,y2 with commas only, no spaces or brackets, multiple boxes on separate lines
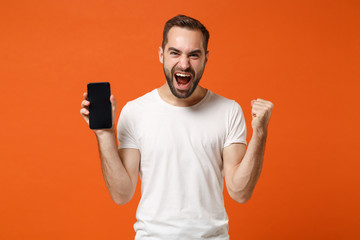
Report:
174,72,192,89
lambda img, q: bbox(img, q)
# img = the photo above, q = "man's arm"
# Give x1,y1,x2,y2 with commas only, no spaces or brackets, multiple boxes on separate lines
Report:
223,98,273,204
80,93,140,205
95,130,140,205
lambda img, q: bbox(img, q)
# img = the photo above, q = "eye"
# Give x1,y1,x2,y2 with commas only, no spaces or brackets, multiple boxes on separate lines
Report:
170,52,179,56
189,54,200,58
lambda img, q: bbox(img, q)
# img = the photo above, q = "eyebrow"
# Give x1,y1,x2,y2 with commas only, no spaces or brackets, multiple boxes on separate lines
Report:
167,47,202,55
167,47,180,52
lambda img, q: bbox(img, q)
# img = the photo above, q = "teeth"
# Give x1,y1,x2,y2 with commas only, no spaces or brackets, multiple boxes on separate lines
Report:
175,73,191,77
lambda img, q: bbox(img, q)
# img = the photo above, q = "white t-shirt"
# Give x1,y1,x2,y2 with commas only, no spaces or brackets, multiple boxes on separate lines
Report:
117,89,247,240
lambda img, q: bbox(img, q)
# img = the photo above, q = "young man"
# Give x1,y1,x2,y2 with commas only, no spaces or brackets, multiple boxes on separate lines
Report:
80,15,273,239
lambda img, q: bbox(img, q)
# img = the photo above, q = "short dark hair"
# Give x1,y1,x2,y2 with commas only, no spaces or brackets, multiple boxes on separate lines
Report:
162,15,210,52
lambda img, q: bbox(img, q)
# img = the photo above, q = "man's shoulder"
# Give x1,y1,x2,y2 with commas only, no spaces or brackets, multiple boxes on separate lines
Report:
209,90,233,102
207,89,239,108
125,89,158,108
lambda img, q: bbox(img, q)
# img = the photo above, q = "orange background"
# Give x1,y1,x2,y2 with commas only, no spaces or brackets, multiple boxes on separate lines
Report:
1,0,359,239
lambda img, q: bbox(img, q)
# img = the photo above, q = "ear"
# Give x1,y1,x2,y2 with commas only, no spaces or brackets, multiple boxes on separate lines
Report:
205,50,209,64
158,46,164,64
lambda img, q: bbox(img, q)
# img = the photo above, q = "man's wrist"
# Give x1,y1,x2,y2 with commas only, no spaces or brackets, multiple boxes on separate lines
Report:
94,128,116,138
252,127,267,139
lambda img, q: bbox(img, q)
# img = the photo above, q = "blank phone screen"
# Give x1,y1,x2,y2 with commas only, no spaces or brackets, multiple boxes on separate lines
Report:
87,82,112,129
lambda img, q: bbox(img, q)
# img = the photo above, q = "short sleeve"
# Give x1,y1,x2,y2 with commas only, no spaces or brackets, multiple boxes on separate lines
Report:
224,101,247,148
117,103,139,149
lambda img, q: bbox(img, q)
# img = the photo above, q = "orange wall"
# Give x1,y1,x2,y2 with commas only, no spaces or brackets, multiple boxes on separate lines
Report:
1,0,359,239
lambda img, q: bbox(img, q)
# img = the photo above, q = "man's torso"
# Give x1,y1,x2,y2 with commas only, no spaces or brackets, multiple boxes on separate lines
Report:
117,89,247,239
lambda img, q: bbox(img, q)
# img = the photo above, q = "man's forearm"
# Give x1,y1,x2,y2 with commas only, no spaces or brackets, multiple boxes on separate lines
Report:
95,130,133,204
231,129,267,202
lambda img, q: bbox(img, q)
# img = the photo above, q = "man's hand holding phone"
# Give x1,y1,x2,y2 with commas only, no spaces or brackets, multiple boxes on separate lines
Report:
80,82,117,135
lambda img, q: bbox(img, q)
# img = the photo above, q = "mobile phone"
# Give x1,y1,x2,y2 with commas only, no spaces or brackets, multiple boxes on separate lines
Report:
87,82,112,129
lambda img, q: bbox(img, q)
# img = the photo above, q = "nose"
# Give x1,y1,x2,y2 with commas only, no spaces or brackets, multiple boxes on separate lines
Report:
178,55,190,70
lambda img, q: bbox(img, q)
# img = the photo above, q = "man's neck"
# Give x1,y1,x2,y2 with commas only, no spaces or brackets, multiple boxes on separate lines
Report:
157,84,208,107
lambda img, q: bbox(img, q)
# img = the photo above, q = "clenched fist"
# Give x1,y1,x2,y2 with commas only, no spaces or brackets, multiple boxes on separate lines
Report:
250,98,274,133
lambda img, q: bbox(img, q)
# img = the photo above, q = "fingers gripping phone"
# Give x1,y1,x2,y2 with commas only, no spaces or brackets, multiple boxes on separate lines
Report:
87,82,112,129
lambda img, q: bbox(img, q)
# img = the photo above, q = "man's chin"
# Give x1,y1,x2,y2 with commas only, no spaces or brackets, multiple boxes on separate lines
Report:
174,84,192,98
166,76,199,99
171,88,192,99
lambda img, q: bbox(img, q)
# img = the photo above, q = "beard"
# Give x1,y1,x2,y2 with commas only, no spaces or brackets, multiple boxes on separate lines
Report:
163,63,205,99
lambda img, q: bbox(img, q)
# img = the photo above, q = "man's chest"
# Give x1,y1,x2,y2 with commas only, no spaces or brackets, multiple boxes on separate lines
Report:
134,109,228,154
